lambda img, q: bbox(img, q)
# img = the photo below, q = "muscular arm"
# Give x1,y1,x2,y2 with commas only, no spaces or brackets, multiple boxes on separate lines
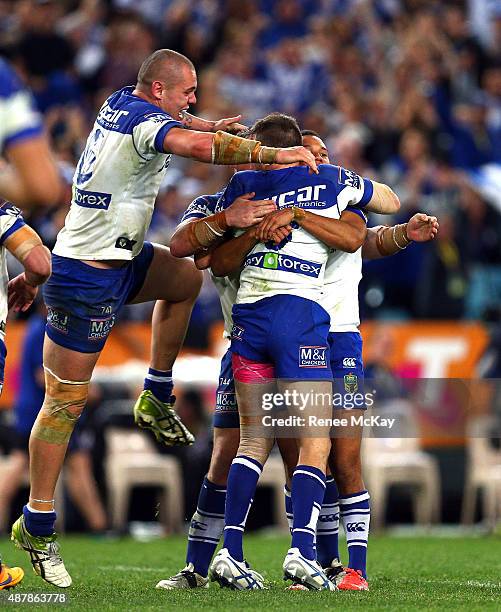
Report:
364,181,400,214
210,229,259,277
4,224,51,285
296,209,367,253
179,111,245,134
0,137,61,207
163,128,318,171
256,208,367,253
362,213,439,259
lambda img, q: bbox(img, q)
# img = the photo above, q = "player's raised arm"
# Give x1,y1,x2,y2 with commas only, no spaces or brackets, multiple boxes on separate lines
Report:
179,111,247,134
364,180,401,214
362,213,439,259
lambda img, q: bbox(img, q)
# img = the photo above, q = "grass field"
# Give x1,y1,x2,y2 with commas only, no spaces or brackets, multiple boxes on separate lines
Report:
1,534,501,611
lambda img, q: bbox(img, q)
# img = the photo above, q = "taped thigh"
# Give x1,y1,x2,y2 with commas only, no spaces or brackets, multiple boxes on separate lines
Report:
31,367,90,444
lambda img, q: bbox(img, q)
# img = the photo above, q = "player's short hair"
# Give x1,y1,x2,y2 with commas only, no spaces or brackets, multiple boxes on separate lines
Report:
251,113,302,148
137,49,195,88
301,129,322,139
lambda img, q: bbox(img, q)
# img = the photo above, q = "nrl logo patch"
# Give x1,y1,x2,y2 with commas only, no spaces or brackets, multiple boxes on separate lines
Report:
344,373,358,393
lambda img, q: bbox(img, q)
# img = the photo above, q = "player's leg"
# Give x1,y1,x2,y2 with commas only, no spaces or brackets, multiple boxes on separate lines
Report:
129,244,203,446
0,450,28,532
12,254,125,588
65,449,107,533
210,354,274,590
328,331,370,590
269,296,335,590
277,437,298,532
156,349,239,589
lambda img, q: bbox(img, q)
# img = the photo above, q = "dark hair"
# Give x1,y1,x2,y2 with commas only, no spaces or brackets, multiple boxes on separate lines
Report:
301,129,321,138
251,113,302,148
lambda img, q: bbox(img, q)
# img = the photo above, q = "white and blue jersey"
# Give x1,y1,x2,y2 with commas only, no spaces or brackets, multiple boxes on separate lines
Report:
218,164,373,379
217,164,372,305
0,204,27,391
53,86,183,261
0,58,43,152
181,192,239,427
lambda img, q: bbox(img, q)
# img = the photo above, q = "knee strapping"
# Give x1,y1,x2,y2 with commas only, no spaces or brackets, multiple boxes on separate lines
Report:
237,431,274,465
31,367,90,444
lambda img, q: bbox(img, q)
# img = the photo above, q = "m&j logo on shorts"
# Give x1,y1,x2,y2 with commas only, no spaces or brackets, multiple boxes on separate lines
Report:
299,345,328,368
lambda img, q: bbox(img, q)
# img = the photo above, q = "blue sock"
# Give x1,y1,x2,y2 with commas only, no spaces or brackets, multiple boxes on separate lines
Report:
223,456,262,562
291,465,326,561
284,485,293,533
144,368,173,402
23,505,57,537
339,490,370,578
186,477,226,577
316,477,340,568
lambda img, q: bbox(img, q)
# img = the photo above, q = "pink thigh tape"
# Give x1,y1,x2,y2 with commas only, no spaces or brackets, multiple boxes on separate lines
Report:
232,353,275,383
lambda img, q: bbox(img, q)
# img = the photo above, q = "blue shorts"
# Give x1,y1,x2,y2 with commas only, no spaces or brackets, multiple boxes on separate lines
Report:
43,243,154,353
213,348,239,429
328,331,366,410
231,295,331,380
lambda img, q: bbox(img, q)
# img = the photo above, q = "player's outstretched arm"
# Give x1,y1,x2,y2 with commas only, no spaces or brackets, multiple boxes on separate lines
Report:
5,224,51,312
0,138,61,208
256,207,367,253
364,181,400,214
362,213,439,259
170,193,276,258
163,129,318,172
180,111,247,134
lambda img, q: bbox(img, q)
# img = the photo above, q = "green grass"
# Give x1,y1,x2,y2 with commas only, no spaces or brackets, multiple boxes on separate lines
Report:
1,534,501,611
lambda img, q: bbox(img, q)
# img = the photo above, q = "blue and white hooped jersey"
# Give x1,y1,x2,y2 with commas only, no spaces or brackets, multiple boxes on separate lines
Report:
0,203,26,339
54,86,183,261
181,191,239,340
0,59,43,153
216,164,373,305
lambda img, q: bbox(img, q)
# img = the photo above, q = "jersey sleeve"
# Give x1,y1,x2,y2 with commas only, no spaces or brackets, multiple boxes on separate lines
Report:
215,174,246,213
332,166,374,209
132,111,184,158
0,202,26,243
180,194,219,224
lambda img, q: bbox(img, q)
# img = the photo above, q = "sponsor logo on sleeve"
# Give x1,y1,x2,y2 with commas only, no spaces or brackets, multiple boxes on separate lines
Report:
299,345,328,368
216,391,237,411
338,167,361,189
74,187,112,210
47,308,69,334
88,315,116,341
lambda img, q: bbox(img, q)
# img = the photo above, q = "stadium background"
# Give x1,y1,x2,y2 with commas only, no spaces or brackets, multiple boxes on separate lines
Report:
0,0,501,539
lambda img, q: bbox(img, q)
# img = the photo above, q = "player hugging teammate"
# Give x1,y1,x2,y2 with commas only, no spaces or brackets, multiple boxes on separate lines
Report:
161,113,438,592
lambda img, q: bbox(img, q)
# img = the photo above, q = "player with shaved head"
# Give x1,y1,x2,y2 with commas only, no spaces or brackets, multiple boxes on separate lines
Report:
10,49,318,589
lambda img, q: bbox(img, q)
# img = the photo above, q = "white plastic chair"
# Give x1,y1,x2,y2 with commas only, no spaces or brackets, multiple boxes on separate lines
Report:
105,428,184,533
461,416,501,529
362,400,441,530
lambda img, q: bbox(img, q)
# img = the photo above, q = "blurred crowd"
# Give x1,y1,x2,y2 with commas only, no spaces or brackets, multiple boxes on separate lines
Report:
1,0,501,328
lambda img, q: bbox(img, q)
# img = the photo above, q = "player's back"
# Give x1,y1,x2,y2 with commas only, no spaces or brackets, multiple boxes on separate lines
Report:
218,164,369,305
54,86,182,261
